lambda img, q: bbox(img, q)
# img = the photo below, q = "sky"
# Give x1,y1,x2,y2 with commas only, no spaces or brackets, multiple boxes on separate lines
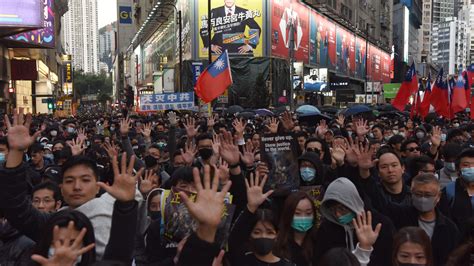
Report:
98,0,118,28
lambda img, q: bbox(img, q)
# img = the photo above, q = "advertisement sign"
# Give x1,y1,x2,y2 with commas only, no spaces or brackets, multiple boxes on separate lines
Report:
198,0,264,58
192,62,204,85
7,0,55,48
309,10,335,68
383,83,400,99
336,26,355,76
271,0,309,63
177,0,192,61
140,92,195,111
355,37,367,80
64,62,72,83
0,0,41,27
119,6,132,24
304,68,327,92
336,89,355,103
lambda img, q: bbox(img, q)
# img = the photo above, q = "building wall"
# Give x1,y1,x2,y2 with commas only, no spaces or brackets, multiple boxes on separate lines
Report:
432,17,468,74
62,0,99,73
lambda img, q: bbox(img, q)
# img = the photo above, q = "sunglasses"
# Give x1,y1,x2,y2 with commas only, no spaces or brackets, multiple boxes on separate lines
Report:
406,147,420,152
307,148,321,154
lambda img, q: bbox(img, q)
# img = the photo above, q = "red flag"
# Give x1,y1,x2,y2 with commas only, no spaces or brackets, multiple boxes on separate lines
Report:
467,64,474,88
194,51,233,103
392,64,418,111
430,69,450,118
410,90,421,119
419,73,432,118
451,72,468,114
471,96,474,120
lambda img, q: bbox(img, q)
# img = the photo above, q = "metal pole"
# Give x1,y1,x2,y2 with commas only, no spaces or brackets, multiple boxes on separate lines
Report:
365,31,368,104
289,19,295,111
208,0,212,64
178,10,182,93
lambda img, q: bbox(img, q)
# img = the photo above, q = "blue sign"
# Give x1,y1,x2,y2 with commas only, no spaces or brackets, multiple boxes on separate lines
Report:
192,62,204,85
140,92,195,111
119,6,132,24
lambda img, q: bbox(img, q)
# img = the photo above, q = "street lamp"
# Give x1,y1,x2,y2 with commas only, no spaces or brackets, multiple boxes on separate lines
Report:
155,2,182,93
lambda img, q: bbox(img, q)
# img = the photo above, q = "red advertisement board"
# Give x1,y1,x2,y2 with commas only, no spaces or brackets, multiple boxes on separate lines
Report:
355,37,367,79
271,0,309,63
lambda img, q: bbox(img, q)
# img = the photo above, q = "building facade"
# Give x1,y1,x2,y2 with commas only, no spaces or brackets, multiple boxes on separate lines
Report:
62,0,99,73
99,23,117,73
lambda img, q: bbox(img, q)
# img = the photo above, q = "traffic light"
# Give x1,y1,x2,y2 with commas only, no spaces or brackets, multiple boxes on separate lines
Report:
47,98,55,110
8,87,14,94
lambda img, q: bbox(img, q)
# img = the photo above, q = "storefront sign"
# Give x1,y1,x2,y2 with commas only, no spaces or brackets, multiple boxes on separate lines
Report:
336,89,355,102
140,92,195,111
64,62,72,83
383,83,400,99
119,6,132,24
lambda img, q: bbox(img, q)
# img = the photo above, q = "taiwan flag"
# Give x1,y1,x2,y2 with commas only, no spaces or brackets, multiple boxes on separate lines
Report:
451,71,468,114
467,64,474,88
195,51,233,103
419,73,432,118
392,63,418,111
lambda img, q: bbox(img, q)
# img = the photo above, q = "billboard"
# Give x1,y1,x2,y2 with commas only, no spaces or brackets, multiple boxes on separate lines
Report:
119,6,132,24
140,92,195,111
0,0,42,27
336,26,355,76
355,37,367,80
271,0,309,63
7,0,55,48
309,10,335,68
198,0,264,58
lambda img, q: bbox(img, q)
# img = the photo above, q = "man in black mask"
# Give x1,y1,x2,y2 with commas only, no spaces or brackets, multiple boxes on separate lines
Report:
196,133,215,164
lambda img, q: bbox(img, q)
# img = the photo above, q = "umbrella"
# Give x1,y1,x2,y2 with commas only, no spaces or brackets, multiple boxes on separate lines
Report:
344,105,372,117
296,105,320,115
254,108,274,116
318,106,339,115
237,111,256,119
272,106,289,116
297,112,331,126
227,105,244,115
375,104,397,112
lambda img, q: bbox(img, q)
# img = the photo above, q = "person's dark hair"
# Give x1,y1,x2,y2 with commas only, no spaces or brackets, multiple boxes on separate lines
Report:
411,173,440,188
447,128,464,142
318,247,360,266
61,156,100,181
372,124,384,134
295,131,307,139
392,227,433,266
304,138,332,165
195,133,212,145
408,155,435,177
32,181,62,202
0,137,9,149
376,149,403,168
441,143,462,161
388,135,405,146
29,143,44,155
32,210,96,266
275,191,316,263
52,140,66,150
147,189,163,212
170,166,194,187
401,138,419,152
456,148,474,171
445,242,474,266
254,208,278,232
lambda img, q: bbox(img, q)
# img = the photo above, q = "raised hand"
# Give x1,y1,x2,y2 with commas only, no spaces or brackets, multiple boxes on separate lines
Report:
245,171,274,213
4,110,41,151
103,141,119,158
212,134,221,156
232,118,246,137
180,141,197,165
217,159,230,184
207,114,218,128
280,111,295,131
353,211,382,250
167,111,178,126
336,114,345,126
331,144,346,166
354,142,376,170
431,126,442,147
77,128,87,142
256,162,269,178
355,118,369,137
219,131,240,165
139,123,152,139
316,120,328,138
344,137,358,166
240,141,255,167
98,153,144,202
31,221,95,266
184,117,200,138
212,250,225,266
265,117,279,134
120,117,132,136
179,165,232,243
139,170,159,195
67,138,86,156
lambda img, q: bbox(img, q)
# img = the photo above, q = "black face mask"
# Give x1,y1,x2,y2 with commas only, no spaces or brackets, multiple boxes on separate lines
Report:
144,155,159,168
250,237,275,256
198,148,213,160
148,211,161,221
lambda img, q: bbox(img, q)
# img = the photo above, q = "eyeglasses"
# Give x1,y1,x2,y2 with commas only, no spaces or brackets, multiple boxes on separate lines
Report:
406,147,420,152
412,191,437,198
307,148,321,154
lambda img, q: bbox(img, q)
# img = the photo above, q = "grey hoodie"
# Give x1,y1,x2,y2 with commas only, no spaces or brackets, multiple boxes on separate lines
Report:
320,177,364,251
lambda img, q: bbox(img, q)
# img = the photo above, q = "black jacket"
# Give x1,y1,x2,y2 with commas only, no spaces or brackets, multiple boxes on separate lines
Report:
313,208,395,266
360,176,460,266
0,223,35,266
439,178,473,238
179,232,220,266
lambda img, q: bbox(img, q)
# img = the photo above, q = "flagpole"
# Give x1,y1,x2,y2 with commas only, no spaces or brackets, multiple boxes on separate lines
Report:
208,0,212,65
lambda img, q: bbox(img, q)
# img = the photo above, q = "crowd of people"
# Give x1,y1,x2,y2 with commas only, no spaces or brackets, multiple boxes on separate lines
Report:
0,106,473,266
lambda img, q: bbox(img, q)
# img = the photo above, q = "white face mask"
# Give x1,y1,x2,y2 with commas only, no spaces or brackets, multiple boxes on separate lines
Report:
48,247,82,265
50,130,58,137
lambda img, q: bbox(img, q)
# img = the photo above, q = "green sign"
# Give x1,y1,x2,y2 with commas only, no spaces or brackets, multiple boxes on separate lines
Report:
384,83,401,99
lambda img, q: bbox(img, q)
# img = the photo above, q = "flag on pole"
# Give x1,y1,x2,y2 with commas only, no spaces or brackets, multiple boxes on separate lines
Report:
194,50,233,103
451,71,468,114
392,63,418,111
419,73,432,118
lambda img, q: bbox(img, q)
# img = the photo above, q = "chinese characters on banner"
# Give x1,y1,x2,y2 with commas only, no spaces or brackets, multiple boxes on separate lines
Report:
271,0,310,63
198,0,264,58
139,92,195,112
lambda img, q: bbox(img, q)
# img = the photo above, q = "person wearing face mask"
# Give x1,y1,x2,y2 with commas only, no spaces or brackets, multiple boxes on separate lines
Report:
228,173,295,265
436,143,461,189
298,152,324,186
315,177,395,266
439,148,474,237
360,173,460,266
196,133,216,164
392,226,434,266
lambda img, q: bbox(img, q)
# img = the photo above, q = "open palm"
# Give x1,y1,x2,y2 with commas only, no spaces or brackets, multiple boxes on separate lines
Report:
4,112,40,151
245,172,273,213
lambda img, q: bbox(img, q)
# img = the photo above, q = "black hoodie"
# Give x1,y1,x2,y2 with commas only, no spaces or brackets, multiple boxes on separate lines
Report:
0,221,35,266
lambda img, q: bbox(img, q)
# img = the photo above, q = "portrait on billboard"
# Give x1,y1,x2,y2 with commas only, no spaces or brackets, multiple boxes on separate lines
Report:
355,37,367,80
271,0,309,62
309,11,334,68
198,0,263,57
